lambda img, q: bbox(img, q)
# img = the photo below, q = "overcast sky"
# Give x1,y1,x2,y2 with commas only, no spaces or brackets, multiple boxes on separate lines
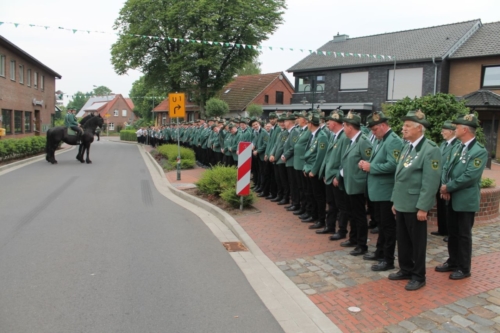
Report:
1,0,499,105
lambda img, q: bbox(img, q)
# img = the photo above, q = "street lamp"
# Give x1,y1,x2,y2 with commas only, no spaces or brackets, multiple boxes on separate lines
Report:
300,82,324,111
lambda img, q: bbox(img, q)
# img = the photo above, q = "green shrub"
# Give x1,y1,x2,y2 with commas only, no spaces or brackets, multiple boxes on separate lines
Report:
220,187,255,208
120,130,137,141
156,144,195,170
481,177,495,188
0,136,47,161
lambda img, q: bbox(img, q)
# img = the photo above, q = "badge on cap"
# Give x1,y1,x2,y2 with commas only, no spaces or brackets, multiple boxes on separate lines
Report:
415,110,425,120
333,113,340,120
373,113,380,122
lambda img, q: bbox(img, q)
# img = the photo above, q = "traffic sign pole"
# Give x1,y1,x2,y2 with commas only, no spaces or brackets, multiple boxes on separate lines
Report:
237,142,252,210
169,92,185,181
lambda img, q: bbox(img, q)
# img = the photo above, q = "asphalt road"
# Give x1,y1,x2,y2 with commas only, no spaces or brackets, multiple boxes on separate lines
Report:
0,141,283,333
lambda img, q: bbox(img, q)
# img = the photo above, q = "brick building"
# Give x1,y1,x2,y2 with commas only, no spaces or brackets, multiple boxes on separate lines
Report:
77,94,136,132
0,35,61,139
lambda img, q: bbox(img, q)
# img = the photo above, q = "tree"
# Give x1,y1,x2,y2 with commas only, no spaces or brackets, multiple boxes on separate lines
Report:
205,98,229,118
246,103,263,117
66,91,90,112
384,93,485,145
129,76,165,121
111,0,286,118
236,57,262,76
93,85,112,96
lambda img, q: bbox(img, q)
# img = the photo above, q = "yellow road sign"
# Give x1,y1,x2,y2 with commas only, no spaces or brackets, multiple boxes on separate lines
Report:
169,93,186,118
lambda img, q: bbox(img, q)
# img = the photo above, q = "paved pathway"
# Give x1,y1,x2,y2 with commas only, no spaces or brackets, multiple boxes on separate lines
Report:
153,143,500,332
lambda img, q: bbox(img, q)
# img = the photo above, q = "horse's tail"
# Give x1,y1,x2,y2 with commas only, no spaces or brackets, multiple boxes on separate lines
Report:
45,129,52,153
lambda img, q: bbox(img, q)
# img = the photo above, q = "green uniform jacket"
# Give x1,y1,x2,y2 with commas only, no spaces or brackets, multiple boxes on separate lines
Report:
200,128,210,149
230,132,241,161
223,132,232,156
282,127,300,168
253,128,269,161
304,129,328,176
442,139,487,212
273,129,288,165
366,129,404,202
391,137,442,213
64,113,78,127
339,133,372,195
293,127,311,171
265,125,281,159
239,128,253,143
440,138,460,164
320,129,350,184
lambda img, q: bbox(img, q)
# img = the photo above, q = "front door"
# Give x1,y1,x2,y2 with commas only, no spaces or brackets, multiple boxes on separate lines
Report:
34,110,40,136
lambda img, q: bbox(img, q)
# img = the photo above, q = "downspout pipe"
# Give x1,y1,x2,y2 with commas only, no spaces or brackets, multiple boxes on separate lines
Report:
432,57,438,95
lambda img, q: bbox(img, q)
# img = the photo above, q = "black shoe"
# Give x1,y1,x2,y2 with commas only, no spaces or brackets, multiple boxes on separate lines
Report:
329,233,346,241
286,205,299,211
363,253,382,261
299,213,310,220
450,270,471,280
316,228,335,235
340,240,357,247
277,200,290,206
388,271,412,281
370,227,379,234
435,262,456,272
350,248,367,256
265,195,275,200
270,197,282,202
371,261,395,271
430,231,444,236
284,204,295,209
301,217,317,223
254,187,262,193
309,222,325,230
405,280,426,291
257,192,268,197
368,220,376,229
443,236,449,242
293,209,306,216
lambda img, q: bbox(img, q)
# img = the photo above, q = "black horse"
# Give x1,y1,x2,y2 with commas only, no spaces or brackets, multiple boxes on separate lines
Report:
45,114,104,164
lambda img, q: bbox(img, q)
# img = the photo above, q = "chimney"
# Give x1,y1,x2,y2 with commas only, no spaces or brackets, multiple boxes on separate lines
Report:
333,33,349,42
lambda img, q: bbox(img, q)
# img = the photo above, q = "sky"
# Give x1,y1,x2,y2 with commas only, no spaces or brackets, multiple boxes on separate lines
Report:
1,0,499,106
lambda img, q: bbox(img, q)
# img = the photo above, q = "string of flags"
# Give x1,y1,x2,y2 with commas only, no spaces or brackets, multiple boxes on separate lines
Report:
0,20,395,60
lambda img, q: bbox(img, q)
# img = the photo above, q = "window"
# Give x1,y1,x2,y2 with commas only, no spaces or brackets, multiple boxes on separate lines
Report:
41,75,44,90
114,110,119,116
0,55,5,77
19,65,24,84
14,111,23,133
2,109,12,134
296,75,325,93
24,112,32,132
387,67,423,100
122,110,127,117
10,60,16,81
109,123,115,130
34,72,38,89
264,95,269,103
340,72,369,91
27,69,31,86
276,91,284,104
482,66,500,88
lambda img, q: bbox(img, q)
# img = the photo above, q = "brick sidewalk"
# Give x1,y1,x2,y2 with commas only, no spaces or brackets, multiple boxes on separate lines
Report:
152,144,500,332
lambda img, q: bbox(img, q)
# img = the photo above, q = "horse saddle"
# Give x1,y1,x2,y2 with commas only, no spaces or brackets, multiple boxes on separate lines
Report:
67,128,77,136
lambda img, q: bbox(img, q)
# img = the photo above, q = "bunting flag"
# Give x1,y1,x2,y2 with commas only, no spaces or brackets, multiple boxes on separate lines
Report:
0,20,395,60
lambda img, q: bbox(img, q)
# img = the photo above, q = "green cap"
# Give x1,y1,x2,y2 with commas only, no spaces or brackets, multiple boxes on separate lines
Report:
308,113,320,126
442,120,456,130
326,110,344,123
342,111,362,126
269,112,278,119
366,111,390,127
402,109,430,128
452,114,480,128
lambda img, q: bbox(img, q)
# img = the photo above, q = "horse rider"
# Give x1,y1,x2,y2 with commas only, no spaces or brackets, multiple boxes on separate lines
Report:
65,108,83,144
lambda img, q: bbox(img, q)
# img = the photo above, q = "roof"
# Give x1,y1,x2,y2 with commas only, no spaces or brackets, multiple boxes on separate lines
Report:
450,21,500,59
288,20,482,72
76,94,116,117
0,35,62,79
85,102,108,111
124,98,135,110
219,72,291,111
459,90,500,107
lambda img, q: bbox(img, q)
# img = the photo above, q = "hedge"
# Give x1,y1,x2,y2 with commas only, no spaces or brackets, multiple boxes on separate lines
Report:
0,136,47,161
157,144,195,170
120,130,137,142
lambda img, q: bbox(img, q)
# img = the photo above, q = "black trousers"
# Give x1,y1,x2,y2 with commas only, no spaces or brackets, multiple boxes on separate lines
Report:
332,185,349,236
267,162,277,197
214,152,223,165
436,192,449,235
373,201,397,265
325,184,339,231
277,163,289,201
258,158,269,195
446,198,475,274
295,169,306,209
302,172,313,215
274,164,283,198
395,210,427,282
287,166,299,206
252,155,260,187
310,176,326,222
345,193,367,250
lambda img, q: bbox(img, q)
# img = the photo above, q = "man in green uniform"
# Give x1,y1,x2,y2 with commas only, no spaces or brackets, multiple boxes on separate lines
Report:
359,111,403,271
64,108,83,144
436,114,487,280
251,117,270,197
281,113,301,212
432,120,459,241
269,114,287,202
265,113,280,200
338,111,372,255
389,110,441,291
